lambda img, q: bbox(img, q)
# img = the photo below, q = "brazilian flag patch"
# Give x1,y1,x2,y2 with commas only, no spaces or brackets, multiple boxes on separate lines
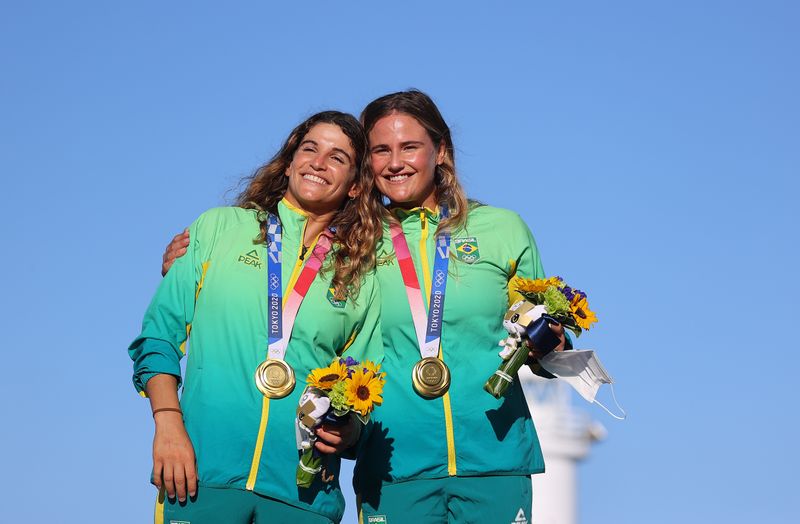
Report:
327,287,347,308
454,237,480,263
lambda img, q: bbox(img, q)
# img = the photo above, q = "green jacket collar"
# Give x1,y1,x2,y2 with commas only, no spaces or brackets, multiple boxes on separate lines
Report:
390,205,441,225
277,198,308,240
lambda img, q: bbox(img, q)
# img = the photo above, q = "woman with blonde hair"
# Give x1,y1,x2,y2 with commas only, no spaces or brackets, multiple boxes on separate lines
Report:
352,90,565,524
131,110,384,524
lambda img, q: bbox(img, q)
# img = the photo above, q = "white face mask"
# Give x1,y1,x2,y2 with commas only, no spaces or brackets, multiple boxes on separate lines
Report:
539,349,627,420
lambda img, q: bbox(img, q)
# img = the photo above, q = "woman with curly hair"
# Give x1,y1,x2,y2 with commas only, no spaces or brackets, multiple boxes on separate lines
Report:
130,111,384,524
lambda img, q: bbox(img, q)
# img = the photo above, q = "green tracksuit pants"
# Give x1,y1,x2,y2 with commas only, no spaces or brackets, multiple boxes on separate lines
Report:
358,475,532,524
157,486,335,524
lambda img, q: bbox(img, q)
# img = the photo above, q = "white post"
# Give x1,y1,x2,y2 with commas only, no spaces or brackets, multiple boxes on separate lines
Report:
519,368,606,524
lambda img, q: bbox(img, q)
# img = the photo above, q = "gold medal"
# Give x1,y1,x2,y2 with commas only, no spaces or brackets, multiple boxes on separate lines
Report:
412,357,451,398
254,359,296,398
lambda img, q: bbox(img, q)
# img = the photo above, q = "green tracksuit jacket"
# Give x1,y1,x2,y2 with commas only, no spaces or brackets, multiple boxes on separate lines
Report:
129,201,382,522
354,205,546,490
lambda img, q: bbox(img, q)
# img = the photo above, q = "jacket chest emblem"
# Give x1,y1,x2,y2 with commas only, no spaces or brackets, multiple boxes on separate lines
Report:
454,237,480,263
327,287,347,308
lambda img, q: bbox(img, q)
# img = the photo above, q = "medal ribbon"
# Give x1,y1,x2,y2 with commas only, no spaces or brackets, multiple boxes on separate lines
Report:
266,213,333,360
389,207,451,359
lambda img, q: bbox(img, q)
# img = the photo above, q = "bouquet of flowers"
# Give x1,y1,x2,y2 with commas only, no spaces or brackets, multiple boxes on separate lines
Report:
483,276,598,399
295,356,385,488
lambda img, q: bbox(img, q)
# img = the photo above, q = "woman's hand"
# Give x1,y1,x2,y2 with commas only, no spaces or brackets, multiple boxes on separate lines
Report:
314,415,362,455
146,374,196,502
162,229,189,276
527,322,566,361
152,411,197,502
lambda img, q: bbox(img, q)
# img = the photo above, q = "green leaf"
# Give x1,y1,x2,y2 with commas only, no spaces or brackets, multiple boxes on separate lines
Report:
519,291,545,304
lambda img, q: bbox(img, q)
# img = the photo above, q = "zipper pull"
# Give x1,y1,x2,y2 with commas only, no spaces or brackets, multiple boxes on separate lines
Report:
420,210,427,232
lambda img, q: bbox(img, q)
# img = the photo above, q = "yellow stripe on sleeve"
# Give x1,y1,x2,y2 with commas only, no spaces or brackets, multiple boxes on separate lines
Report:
340,329,359,354
179,261,210,355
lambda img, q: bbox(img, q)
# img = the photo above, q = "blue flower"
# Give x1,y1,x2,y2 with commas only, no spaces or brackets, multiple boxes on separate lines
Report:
339,356,359,367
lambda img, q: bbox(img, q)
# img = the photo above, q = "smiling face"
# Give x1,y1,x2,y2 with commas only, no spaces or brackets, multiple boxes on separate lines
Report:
284,123,359,216
368,112,445,210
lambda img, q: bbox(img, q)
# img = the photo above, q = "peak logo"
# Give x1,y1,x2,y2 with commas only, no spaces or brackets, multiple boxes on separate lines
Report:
376,249,396,267
512,508,528,524
238,249,263,269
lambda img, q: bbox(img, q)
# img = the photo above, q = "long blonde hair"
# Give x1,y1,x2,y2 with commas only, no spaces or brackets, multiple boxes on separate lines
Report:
360,90,471,235
235,111,385,300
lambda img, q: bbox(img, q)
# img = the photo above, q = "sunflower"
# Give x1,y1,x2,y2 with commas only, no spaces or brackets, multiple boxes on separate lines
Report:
362,360,386,383
570,296,598,330
344,368,384,416
307,360,349,390
508,276,563,306
514,276,561,294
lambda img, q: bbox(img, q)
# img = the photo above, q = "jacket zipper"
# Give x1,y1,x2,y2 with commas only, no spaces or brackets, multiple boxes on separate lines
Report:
246,219,316,490
419,209,458,476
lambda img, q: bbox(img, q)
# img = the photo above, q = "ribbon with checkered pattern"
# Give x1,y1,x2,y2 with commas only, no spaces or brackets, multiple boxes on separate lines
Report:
266,213,333,360
389,206,451,359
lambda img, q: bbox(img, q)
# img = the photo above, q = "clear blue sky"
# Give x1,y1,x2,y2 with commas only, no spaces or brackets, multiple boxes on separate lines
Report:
1,1,797,522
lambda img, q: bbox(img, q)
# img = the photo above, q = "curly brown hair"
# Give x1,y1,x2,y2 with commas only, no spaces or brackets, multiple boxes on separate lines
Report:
235,111,385,300
360,89,470,235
